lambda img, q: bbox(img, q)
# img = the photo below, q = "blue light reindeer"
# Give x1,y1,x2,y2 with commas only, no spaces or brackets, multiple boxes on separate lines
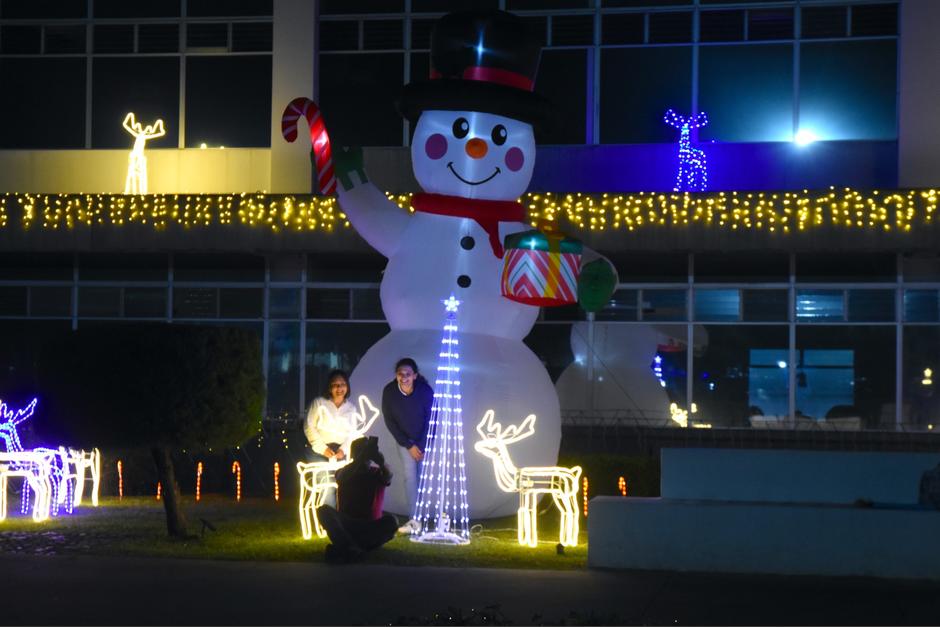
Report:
664,109,709,192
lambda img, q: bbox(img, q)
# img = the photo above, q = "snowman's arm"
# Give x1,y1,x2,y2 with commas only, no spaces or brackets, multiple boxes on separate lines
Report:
338,182,409,258
333,146,409,258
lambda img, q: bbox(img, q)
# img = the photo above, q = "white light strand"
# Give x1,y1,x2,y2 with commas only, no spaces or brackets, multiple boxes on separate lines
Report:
411,296,471,545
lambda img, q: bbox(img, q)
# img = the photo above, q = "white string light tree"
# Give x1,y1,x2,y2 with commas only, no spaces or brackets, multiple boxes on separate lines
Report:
410,295,471,545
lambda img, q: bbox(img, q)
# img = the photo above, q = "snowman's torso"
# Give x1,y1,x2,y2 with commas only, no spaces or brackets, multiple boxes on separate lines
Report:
382,212,537,340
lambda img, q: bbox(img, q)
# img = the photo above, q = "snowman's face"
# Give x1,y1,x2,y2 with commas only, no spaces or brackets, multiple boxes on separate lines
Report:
411,110,535,201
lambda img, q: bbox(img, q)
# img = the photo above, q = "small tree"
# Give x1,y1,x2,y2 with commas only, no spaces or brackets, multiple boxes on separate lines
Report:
39,324,264,537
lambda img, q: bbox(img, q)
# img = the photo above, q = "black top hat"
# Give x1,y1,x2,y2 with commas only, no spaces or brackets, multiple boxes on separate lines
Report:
398,10,553,130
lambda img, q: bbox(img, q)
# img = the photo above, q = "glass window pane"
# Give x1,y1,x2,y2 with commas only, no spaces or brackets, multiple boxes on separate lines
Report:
93,24,134,53
902,326,939,431
524,323,574,385
2,1,86,18
904,290,939,323
1,25,41,53
552,14,594,46
601,47,691,143
186,56,271,147
694,289,739,321
802,6,847,39
268,321,300,418
796,326,895,428
747,8,793,41
699,44,793,142
269,288,300,319
535,49,586,145
307,289,350,319
0,287,28,316
799,41,897,141
699,10,744,42
219,288,263,318
649,11,692,43
173,287,217,318
174,253,264,282
95,0,180,17
742,289,788,322
542,304,585,322
694,325,789,428
320,53,403,147
92,57,179,148
851,3,897,37
269,254,303,282
595,288,638,321
304,322,390,409
45,25,86,54
138,24,179,53
0,58,85,148
796,289,843,321
186,0,270,17
187,23,228,49
643,289,687,321
410,18,435,49
79,253,166,281
363,19,402,50
796,252,895,282
320,0,402,14
78,287,121,317
847,289,894,322
307,253,384,282
232,22,272,52
124,288,166,318
601,13,644,45
30,287,71,317
521,16,548,47
694,251,789,282
352,288,384,320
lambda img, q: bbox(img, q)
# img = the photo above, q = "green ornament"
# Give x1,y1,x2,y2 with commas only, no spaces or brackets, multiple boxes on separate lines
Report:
578,259,617,313
329,145,369,191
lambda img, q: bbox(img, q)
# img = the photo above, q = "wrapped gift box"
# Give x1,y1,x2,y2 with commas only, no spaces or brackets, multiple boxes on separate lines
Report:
501,228,582,307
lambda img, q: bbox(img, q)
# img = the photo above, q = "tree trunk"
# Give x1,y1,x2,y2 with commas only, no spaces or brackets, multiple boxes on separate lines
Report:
151,446,188,537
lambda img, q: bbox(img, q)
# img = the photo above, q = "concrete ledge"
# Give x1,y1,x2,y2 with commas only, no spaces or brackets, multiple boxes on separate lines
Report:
588,496,940,580
661,448,940,505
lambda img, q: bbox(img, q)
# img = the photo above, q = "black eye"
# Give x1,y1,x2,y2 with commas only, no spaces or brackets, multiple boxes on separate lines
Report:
491,124,507,146
452,118,470,139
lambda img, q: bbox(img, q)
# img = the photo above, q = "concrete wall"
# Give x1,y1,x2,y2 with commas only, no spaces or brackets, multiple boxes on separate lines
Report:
898,0,940,187
0,149,271,194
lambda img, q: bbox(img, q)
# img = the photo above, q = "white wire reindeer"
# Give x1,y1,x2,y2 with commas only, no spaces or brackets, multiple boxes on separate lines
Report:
474,411,583,547
296,395,381,539
122,112,166,195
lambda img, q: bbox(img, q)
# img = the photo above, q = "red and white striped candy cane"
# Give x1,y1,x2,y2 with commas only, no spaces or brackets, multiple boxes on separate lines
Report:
281,97,336,195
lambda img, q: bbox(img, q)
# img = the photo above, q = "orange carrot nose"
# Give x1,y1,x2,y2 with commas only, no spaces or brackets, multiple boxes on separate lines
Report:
465,138,488,159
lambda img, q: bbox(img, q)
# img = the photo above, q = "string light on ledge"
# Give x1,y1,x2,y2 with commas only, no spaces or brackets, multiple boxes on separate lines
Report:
1,188,937,235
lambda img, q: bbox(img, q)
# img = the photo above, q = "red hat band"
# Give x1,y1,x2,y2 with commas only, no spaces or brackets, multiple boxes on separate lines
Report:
429,65,534,92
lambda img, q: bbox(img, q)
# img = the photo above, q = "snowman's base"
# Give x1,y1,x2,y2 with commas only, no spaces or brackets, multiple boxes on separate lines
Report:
410,531,471,546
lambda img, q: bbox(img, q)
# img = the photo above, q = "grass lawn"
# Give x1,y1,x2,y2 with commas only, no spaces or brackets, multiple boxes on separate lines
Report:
0,495,588,570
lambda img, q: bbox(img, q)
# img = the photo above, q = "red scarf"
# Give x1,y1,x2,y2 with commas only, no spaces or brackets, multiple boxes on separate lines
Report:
411,193,526,258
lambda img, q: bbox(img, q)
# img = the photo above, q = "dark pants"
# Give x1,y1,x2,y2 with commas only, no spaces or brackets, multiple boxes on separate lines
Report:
316,505,397,552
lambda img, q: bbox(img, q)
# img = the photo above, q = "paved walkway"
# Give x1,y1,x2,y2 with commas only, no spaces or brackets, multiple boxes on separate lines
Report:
1,552,938,625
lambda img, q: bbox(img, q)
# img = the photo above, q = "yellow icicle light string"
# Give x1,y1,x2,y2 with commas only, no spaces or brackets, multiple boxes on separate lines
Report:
582,476,589,518
618,476,627,497
274,462,280,502
117,460,123,500
1,188,936,234
195,461,203,503
232,461,241,502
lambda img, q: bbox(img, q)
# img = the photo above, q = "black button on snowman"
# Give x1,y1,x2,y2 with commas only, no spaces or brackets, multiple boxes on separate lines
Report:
315,10,611,518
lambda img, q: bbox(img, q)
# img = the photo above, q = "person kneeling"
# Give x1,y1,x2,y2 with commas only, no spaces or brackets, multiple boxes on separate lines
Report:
316,436,398,563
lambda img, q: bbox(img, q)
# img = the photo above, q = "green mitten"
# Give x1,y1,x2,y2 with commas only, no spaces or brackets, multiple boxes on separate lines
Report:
328,145,369,191
578,259,618,313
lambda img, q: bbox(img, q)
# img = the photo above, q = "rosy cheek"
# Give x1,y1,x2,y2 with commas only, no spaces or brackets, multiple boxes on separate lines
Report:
504,147,525,172
424,133,448,160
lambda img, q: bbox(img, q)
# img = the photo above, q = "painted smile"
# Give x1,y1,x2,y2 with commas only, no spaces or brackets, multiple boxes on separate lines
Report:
447,162,500,186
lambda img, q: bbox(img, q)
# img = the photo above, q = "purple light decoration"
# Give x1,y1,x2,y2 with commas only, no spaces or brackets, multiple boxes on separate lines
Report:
0,398,71,516
664,109,709,192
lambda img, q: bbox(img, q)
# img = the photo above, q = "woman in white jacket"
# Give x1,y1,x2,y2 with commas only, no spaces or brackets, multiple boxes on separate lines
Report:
303,369,362,506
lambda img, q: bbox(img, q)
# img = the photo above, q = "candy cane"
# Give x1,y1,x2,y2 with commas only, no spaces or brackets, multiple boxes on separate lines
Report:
231,461,241,502
281,97,336,195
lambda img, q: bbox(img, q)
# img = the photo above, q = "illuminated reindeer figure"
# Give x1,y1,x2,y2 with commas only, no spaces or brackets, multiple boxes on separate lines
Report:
296,395,381,539
122,112,166,195
474,411,582,547
664,109,709,192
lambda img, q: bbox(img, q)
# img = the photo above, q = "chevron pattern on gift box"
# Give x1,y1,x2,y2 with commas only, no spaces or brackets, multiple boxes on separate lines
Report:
501,249,580,307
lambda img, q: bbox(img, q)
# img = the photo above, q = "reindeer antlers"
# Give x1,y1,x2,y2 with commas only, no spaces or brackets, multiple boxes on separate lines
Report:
354,394,380,438
476,410,537,445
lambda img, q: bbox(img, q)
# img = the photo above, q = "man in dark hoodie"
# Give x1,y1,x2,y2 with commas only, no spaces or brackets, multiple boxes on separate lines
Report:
381,357,434,534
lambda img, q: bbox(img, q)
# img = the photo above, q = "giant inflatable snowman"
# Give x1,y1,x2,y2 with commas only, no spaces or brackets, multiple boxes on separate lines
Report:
329,11,613,518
